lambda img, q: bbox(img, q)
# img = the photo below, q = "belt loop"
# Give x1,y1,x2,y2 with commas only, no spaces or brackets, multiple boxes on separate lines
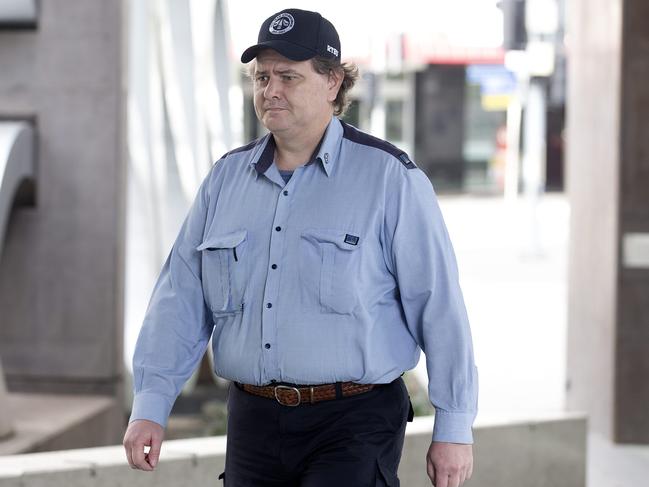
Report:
334,381,343,399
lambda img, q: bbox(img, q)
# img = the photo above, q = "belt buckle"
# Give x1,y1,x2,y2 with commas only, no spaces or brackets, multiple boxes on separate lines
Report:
274,385,301,406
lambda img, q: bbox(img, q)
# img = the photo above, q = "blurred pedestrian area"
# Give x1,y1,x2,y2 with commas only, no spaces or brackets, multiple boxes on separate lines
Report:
433,193,649,487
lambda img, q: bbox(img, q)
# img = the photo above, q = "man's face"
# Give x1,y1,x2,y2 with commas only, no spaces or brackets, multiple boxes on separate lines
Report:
252,49,340,137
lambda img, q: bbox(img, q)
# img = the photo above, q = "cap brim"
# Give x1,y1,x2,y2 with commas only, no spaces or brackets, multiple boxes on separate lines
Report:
240,40,317,63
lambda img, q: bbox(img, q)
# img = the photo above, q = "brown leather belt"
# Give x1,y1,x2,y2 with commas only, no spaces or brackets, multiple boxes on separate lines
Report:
235,381,376,406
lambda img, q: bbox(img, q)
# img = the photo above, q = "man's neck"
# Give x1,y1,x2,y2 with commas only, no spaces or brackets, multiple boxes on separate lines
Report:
273,115,332,170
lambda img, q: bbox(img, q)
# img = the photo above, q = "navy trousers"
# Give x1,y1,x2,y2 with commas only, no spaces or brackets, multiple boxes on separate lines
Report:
219,376,414,486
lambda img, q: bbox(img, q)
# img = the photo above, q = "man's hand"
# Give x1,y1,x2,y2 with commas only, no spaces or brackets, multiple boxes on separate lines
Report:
426,441,473,487
123,419,165,471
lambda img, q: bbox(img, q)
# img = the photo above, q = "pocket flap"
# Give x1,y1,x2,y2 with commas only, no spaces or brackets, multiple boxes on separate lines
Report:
301,228,362,251
197,229,247,251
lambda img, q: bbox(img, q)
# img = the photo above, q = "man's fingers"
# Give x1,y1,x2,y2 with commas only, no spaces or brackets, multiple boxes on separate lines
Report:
131,439,154,471
426,459,436,485
146,437,162,468
434,466,468,487
123,420,165,472
427,441,473,486
434,469,449,487
124,443,134,468
459,467,467,484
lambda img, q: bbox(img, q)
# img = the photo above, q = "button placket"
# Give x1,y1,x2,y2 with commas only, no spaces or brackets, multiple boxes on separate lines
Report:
261,179,295,381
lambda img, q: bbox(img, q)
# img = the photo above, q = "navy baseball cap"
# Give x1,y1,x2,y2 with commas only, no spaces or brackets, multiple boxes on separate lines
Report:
241,8,341,63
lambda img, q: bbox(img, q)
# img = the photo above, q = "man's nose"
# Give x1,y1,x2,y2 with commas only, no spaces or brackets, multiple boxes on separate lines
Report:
263,76,281,99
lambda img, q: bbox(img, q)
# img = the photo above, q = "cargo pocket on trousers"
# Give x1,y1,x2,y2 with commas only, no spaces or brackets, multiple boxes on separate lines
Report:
375,458,399,487
197,229,248,315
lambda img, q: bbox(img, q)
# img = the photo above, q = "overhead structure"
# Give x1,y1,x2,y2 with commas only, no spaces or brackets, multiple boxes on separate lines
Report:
0,0,38,28
0,121,35,440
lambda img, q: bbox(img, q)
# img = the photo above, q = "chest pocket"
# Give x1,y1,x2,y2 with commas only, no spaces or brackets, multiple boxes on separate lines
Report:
299,228,362,315
197,229,248,315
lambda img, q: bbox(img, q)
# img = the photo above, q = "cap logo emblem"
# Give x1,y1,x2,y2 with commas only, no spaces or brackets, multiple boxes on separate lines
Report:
269,13,295,34
327,45,339,57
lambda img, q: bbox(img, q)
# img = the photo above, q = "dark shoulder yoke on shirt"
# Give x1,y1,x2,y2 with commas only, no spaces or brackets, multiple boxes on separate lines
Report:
215,137,264,164
340,120,417,170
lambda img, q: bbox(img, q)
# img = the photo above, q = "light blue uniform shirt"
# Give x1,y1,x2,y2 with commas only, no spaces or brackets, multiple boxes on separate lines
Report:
130,116,479,444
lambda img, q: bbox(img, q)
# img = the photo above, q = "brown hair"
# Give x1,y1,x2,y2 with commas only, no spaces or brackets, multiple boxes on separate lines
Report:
309,56,359,116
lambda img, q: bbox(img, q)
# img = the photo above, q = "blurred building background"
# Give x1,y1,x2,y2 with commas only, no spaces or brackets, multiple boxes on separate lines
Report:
0,0,648,486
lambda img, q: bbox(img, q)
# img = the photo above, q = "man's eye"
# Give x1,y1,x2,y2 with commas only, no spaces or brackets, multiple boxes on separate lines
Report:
256,76,268,82
282,75,295,81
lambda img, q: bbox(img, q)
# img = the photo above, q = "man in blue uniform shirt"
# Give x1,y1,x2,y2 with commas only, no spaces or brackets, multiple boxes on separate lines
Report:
123,8,478,487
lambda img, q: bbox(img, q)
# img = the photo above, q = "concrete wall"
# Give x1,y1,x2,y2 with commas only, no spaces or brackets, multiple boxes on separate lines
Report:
0,0,126,443
0,413,588,487
565,0,622,440
567,0,649,444
614,0,649,444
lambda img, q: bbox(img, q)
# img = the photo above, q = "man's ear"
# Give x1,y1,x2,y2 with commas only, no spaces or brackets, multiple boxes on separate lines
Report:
326,68,343,103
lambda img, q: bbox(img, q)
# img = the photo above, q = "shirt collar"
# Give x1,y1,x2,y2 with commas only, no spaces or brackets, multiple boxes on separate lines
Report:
250,116,343,179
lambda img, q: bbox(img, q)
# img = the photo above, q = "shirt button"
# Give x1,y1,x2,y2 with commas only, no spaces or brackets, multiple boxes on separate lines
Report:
265,343,271,349
283,190,288,196
266,302,272,308
271,264,277,269
275,226,281,231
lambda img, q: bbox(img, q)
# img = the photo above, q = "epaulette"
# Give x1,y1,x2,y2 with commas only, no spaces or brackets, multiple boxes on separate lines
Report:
340,120,418,169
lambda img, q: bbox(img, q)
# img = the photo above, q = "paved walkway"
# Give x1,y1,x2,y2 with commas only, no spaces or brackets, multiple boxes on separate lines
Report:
587,431,649,487
422,193,649,487
419,193,569,416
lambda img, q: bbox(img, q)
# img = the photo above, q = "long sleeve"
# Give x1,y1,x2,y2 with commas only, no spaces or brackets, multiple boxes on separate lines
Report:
128,171,214,428
382,166,479,444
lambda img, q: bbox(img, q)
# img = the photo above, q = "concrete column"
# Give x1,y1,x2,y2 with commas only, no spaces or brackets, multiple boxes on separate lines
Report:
613,0,649,444
0,359,12,439
566,0,649,443
0,0,126,445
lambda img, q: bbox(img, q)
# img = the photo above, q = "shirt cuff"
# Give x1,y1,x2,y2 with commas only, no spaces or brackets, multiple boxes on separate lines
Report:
432,409,476,444
128,392,174,429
